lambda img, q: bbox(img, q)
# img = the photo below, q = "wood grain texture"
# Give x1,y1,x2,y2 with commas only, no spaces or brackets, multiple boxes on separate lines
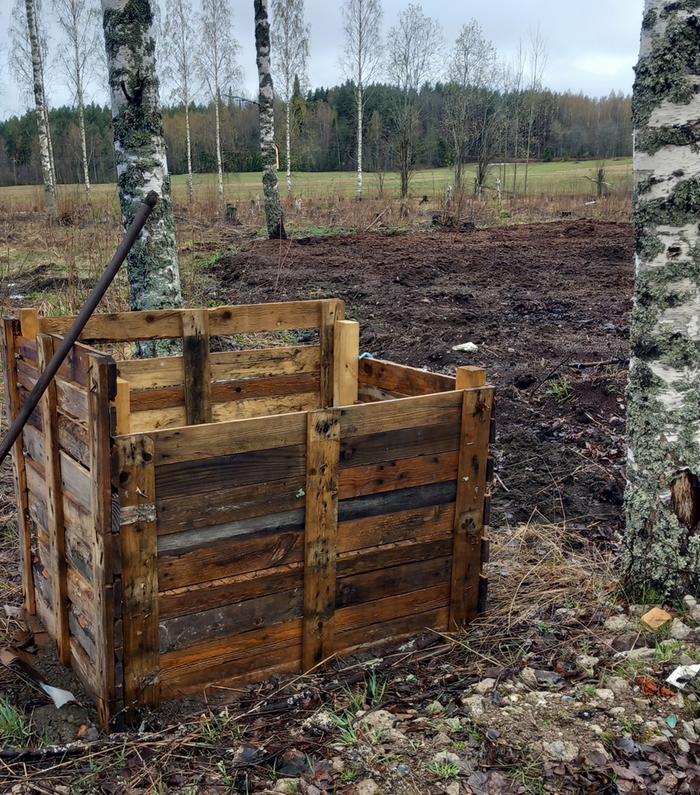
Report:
319,300,344,407
39,300,345,342
88,354,119,727
303,409,340,670
359,358,456,396
1,319,35,613
181,309,212,426
449,384,494,628
115,378,130,435
333,320,360,407
117,435,160,714
37,335,70,664
340,421,460,469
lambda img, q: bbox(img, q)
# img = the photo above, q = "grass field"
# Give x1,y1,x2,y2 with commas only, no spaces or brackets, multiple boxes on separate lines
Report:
0,158,632,214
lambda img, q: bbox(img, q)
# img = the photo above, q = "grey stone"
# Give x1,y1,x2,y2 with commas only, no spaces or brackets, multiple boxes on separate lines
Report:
301,710,336,733
683,595,697,609
576,654,600,675
358,710,397,733
604,615,632,632
595,688,615,702
678,738,691,754
520,667,539,689
273,780,301,794
474,678,497,695
670,618,691,640
543,740,579,763
605,676,631,696
433,751,461,766
617,647,655,661
461,694,486,718
356,780,380,795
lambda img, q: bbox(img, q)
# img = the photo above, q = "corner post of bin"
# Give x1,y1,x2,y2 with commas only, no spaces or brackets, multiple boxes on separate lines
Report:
37,333,70,665
449,366,493,629
319,299,345,408
333,319,360,407
181,309,212,426
303,408,341,670
88,350,120,728
116,433,160,720
0,317,36,614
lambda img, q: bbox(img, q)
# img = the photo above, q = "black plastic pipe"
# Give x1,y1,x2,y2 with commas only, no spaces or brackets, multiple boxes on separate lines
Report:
0,191,159,467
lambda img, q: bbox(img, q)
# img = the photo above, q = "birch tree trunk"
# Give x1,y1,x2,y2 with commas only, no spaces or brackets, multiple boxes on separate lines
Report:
101,0,182,353
25,0,57,218
286,100,292,195
77,99,91,201
625,0,700,597
185,102,194,205
215,91,224,204
357,85,363,198
254,0,286,239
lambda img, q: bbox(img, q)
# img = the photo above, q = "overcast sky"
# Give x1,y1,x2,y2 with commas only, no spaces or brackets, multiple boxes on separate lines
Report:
0,0,644,121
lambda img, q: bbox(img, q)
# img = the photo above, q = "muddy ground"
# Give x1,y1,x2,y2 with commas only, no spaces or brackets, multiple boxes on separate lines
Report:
212,219,634,537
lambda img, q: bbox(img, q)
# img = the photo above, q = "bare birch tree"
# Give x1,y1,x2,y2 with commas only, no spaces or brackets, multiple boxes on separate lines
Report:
101,0,182,351
254,0,286,239
197,0,240,208
53,0,102,202
522,30,547,195
341,0,383,199
386,3,441,200
444,20,498,194
626,0,700,596
271,0,309,196
162,0,197,205
11,0,57,217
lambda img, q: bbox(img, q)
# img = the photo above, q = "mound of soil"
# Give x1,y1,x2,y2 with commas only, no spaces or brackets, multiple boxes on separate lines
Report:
213,220,634,536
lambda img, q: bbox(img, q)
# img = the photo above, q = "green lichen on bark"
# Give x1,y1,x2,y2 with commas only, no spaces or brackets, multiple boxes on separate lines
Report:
103,0,182,354
626,0,700,597
633,8,700,131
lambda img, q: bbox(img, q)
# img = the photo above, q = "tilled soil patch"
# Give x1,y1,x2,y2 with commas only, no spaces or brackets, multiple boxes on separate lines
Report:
212,220,634,535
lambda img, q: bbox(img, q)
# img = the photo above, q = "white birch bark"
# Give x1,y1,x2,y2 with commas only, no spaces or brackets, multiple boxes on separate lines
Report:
185,103,194,204
215,91,224,202
625,0,700,596
254,0,286,239
286,100,292,195
271,0,309,198
342,0,382,201
25,0,57,217
101,0,183,350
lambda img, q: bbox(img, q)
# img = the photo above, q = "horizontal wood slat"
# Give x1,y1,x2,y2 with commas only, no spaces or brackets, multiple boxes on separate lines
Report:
358,358,456,396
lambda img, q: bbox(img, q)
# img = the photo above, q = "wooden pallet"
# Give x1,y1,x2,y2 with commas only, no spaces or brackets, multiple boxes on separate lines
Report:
1,300,494,727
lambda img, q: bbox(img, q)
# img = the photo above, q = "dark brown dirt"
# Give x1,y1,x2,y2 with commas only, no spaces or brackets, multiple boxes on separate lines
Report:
214,219,634,536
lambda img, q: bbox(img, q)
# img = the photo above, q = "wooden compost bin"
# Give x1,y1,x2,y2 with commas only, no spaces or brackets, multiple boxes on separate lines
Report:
1,299,494,727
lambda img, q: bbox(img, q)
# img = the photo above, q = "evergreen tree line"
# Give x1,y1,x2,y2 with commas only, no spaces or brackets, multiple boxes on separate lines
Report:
0,84,631,190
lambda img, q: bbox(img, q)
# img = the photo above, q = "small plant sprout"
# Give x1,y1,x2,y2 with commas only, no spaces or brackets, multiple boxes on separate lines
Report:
428,760,461,780
0,700,31,746
548,376,573,403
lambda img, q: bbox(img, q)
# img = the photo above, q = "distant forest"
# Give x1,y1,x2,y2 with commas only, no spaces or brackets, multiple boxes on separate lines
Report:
0,83,631,188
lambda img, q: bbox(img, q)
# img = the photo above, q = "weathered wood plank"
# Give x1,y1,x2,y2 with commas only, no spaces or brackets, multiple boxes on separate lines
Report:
335,584,449,633
336,556,451,609
338,481,457,524
60,451,92,511
158,524,304,590
115,378,130,435
1,319,35,613
182,309,212,426
160,588,303,653
336,606,449,653
89,355,118,727
337,502,455,554
340,421,460,469
155,444,306,499
211,393,320,423
340,391,462,439
303,409,340,670
358,384,406,403
338,451,458,500
152,411,306,465
319,300,344,407
159,562,303,619
338,538,453,580
157,477,305,535
20,308,39,340
129,406,187,433
333,320,360,407
359,358,456,396
211,346,321,381
56,377,89,422
16,335,38,364
37,335,70,664
117,435,160,714
160,620,302,683
450,377,494,629
39,300,344,341
118,356,184,389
